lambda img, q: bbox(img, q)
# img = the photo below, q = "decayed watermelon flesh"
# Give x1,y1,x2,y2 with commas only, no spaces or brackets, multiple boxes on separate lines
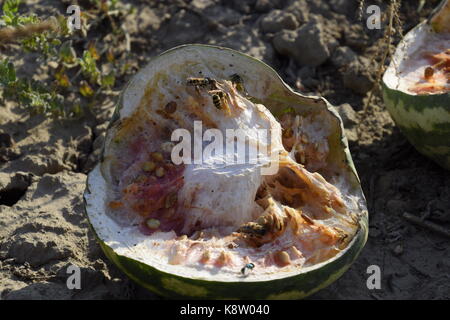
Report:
397,32,450,95
101,75,360,278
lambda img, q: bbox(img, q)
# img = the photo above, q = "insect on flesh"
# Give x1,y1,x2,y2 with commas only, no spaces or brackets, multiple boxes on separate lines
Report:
230,73,244,92
240,263,255,275
209,90,226,110
186,77,217,91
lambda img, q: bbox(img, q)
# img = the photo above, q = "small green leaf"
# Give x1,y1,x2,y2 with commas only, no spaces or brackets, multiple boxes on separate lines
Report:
79,50,100,84
51,38,61,46
0,59,17,85
101,71,115,88
7,62,16,82
59,41,77,64
79,80,94,97
3,15,13,25
3,0,20,16
88,41,100,60
54,67,70,88
72,102,83,116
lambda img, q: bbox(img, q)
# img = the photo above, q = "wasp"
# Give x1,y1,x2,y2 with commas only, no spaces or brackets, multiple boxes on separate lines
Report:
186,77,217,91
240,263,255,275
238,213,285,247
208,90,226,110
230,73,244,92
238,222,267,236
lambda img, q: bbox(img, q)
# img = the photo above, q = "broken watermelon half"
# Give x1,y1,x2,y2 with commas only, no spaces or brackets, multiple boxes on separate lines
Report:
84,44,368,299
382,0,450,170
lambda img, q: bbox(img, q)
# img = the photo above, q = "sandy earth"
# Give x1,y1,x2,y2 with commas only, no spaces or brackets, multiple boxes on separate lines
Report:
0,0,449,299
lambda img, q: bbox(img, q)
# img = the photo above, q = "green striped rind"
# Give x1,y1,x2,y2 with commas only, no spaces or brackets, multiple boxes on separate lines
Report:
381,40,450,170
83,187,367,299
85,44,368,299
382,5,450,170
99,228,366,299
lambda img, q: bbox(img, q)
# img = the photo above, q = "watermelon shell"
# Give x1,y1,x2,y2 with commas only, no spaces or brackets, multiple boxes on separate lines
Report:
84,44,368,299
382,0,450,170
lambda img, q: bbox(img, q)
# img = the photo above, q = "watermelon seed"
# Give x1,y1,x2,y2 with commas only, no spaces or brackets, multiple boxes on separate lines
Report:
161,142,175,153
155,167,165,178
275,251,291,267
151,152,164,162
142,161,156,172
200,251,210,263
146,218,160,229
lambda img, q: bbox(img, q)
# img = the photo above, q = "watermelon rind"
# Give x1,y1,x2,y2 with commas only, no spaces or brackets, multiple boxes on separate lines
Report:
382,1,450,170
84,44,368,299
